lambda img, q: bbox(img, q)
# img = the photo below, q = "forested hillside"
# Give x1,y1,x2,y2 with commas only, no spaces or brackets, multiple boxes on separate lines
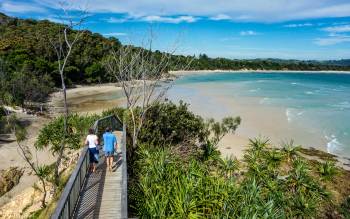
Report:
1,12,350,107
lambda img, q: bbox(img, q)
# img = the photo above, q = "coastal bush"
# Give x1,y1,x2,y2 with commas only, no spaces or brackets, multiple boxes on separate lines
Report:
35,114,98,153
125,100,350,218
124,99,340,218
138,101,206,147
103,101,206,150
129,140,331,218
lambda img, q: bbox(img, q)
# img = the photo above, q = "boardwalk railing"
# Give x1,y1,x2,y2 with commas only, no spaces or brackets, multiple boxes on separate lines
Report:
51,115,126,219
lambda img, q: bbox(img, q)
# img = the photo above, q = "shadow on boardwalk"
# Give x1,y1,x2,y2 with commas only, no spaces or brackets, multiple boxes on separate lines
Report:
73,152,123,219
73,156,107,219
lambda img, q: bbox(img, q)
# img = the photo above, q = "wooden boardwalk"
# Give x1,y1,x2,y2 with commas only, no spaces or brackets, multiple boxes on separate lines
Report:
73,131,124,219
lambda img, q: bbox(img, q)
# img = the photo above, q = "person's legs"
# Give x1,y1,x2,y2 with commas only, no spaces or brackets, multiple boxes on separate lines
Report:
88,148,94,172
109,156,113,169
92,162,96,173
106,156,110,170
105,151,110,170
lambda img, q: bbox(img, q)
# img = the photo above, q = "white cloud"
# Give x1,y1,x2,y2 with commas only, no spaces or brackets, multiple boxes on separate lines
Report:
315,24,350,46
1,1,47,13
322,25,350,33
105,17,128,23
284,23,313,28
35,0,350,22
104,15,198,24
314,35,350,46
240,30,258,36
103,32,127,36
209,14,231,21
141,15,198,23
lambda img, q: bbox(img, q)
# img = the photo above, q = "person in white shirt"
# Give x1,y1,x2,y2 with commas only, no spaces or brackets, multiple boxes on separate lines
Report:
85,128,99,173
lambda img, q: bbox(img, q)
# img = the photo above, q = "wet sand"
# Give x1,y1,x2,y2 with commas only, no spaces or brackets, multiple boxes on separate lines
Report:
50,84,125,114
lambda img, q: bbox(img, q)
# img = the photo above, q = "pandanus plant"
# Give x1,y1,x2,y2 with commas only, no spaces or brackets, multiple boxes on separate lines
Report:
282,140,301,163
219,156,240,179
318,160,338,181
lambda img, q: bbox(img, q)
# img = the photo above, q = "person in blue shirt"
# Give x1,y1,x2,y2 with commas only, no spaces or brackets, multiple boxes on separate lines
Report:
103,127,117,172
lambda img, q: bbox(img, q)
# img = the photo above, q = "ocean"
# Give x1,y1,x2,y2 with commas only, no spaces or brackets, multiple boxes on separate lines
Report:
167,72,350,158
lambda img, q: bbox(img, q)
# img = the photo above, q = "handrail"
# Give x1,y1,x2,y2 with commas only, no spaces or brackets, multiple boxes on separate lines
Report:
121,122,128,219
51,115,127,219
51,147,89,219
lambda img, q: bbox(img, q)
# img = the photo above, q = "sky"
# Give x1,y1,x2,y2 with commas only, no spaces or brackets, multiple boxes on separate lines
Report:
1,0,350,60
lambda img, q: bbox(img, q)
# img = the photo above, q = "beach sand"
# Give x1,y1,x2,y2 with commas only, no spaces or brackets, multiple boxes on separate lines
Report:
50,81,321,160
0,113,55,206
50,84,125,114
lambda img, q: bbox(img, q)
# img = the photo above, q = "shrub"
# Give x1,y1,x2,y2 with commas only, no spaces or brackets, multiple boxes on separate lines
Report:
139,101,205,147
35,114,98,153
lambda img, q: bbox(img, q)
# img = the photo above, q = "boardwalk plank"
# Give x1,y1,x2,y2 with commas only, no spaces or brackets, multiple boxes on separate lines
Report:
73,131,124,219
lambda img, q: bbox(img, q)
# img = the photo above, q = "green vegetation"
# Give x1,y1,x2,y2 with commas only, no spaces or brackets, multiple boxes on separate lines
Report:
35,114,98,153
1,12,350,108
318,161,338,181
109,101,350,218
35,114,98,188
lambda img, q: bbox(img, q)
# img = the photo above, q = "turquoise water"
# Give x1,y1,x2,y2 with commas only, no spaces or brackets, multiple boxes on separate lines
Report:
168,72,350,157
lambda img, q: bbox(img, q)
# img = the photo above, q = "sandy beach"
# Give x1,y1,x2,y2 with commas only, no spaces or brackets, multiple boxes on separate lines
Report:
50,84,125,114
49,82,249,159
3,70,349,207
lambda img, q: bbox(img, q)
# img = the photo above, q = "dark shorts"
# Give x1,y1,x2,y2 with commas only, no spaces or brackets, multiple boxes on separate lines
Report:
88,147,99,163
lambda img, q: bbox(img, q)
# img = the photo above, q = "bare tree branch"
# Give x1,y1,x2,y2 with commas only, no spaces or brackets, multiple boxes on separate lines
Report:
49,0,88,190
105,31,193,148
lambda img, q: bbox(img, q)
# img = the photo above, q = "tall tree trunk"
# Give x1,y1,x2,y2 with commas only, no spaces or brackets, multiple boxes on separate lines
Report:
53,70,69,189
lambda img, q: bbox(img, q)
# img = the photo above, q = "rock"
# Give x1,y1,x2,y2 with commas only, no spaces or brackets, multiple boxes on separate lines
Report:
0,167,24,197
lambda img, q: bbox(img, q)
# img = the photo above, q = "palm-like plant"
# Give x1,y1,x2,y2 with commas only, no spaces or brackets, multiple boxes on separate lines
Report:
265,148,284,174
219,156,240,179
248,138,270,152
318,160,338,181
282,140,301,163
201,141,221,163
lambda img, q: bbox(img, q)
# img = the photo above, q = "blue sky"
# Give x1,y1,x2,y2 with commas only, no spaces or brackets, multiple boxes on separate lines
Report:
1,0,350,60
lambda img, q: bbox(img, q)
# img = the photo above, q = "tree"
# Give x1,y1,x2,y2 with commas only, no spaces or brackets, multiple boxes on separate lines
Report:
48,1,87,189
105,36,193,149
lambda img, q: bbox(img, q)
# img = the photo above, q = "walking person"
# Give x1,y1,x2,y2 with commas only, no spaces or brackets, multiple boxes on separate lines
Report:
85,128,99,173
103,127,118,172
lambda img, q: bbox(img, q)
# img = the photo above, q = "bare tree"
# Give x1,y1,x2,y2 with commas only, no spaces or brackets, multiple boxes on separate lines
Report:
49,1,87,188
105,35,193,148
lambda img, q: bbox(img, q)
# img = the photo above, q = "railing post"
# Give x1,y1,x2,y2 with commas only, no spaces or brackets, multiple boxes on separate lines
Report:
121,122,128,219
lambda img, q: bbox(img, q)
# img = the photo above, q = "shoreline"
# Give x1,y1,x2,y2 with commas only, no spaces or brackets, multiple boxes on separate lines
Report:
2,72,349,209
49,83,124,115
170,69,350,76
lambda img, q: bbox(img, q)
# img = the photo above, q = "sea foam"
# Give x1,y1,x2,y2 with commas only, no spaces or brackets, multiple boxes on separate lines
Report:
326,135,343,154
285,108,304,123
